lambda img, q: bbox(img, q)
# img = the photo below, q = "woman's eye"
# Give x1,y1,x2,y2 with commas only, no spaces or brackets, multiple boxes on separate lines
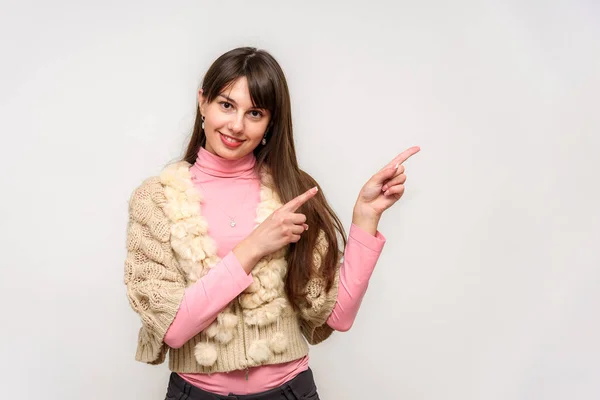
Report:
249,110,263,118
220,101,233,110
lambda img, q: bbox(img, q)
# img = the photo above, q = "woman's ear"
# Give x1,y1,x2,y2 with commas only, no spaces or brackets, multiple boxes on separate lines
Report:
198,89,206,115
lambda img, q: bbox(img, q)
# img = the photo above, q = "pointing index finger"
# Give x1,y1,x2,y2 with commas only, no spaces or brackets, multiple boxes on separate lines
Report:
387,146,420,169
283,186,319,213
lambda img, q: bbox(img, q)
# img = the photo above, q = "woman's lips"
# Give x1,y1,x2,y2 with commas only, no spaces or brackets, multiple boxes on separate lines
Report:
219,132,244,148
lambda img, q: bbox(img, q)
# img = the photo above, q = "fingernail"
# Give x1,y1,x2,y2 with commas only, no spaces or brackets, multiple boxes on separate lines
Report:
313,186,318,193
305,224,309,231
394,162,399,170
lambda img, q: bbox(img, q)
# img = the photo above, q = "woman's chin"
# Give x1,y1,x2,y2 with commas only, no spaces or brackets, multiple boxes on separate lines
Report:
211,144,254,161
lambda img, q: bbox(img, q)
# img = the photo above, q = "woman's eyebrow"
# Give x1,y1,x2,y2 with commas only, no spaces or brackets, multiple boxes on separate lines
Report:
218,94,237,104
218,93,265,110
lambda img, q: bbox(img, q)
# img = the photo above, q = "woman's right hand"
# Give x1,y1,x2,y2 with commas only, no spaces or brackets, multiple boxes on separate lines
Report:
233,186,318,274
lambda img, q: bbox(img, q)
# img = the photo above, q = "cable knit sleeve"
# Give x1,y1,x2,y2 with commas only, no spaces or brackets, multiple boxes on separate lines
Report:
123,177,186,365
297,230,341,345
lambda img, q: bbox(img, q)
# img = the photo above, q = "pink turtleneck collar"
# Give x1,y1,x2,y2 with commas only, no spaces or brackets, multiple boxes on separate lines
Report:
191,147,256,180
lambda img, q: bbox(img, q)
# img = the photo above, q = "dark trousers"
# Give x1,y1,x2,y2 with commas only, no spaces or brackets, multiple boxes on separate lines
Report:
165,368,320,400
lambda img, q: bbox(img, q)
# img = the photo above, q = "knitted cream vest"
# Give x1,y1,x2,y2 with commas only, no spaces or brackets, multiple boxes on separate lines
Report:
125,161,337,374
166,160,309,372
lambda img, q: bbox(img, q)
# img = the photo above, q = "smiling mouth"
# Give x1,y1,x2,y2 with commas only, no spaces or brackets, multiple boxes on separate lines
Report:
219,132,245,148
220,133,244,143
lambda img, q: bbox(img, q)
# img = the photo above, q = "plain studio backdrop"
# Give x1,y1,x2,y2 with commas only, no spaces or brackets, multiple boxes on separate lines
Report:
1,1,598,399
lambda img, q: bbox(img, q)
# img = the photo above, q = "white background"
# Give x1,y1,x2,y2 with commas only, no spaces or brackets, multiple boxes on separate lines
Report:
1,1,599,399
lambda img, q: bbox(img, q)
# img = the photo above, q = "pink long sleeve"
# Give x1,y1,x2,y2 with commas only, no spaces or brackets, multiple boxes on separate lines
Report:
163,251,254,349
165,224,386,347
326,223,386,331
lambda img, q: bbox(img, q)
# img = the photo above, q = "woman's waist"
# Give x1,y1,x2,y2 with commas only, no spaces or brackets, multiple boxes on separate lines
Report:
178,356,310,396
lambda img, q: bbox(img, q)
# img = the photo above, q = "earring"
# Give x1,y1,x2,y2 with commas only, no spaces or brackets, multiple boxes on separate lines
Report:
201,116,205,130
261,135,267,145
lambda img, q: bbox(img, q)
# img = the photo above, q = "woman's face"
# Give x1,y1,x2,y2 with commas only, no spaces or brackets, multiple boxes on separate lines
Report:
199,77,271,160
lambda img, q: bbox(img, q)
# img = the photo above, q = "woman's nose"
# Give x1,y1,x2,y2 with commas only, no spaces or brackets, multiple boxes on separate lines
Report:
228,113,244,134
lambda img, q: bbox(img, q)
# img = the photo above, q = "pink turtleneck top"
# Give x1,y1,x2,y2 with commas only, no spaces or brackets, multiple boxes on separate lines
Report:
163,147,386,395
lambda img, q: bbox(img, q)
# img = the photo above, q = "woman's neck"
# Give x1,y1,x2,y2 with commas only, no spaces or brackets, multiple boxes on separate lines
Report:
192,147,256,179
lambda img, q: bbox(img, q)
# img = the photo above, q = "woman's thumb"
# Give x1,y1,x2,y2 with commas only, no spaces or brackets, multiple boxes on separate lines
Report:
372,164,398,184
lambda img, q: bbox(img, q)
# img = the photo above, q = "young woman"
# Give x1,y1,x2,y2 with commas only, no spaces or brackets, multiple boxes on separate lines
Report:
124,47,419,400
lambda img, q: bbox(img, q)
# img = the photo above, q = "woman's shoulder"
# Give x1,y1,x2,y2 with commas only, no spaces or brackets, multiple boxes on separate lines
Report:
127,175,172,247
129,161,192,207
129,176,165,209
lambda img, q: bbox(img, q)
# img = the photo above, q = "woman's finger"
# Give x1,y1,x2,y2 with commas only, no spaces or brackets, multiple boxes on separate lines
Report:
290,213,307,225
370,164,398,185
290,224,307,235
385,146,420,169
382,174,407,192
384,184,405,198
281,186,319,213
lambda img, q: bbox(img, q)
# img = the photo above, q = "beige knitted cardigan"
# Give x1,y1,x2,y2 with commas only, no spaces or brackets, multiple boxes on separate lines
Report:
124,161,340,373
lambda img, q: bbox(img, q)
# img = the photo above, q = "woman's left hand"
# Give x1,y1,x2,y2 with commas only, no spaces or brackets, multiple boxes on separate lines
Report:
354,146,420,221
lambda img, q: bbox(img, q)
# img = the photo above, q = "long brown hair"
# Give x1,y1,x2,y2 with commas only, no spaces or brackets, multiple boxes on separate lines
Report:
183,47,347,310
